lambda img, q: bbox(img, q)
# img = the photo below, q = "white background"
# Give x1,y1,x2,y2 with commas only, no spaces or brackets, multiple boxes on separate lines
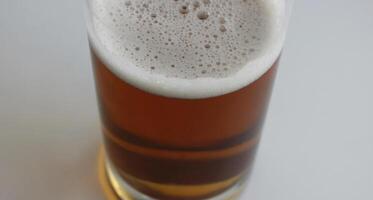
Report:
1,0,372,199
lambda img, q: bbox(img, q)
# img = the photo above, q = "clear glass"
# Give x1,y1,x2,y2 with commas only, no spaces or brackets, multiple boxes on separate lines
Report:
86,0,293,199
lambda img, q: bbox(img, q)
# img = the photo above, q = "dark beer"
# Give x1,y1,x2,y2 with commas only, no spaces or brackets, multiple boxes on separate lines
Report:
87,0,289,199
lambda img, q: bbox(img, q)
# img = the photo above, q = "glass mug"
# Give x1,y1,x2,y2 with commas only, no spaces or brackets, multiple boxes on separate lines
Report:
86,0,293,199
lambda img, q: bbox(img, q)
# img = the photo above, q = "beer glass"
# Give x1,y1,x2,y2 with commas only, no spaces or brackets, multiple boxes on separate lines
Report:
85,0,293,199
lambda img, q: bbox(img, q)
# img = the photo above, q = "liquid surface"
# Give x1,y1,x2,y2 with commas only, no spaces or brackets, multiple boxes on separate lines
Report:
92,0,270,79
88,0,285,98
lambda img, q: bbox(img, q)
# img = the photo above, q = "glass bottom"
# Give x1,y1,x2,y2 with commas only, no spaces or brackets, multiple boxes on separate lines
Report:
98,147,247,200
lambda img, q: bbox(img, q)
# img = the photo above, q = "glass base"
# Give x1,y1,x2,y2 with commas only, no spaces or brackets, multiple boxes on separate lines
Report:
98,147,247,200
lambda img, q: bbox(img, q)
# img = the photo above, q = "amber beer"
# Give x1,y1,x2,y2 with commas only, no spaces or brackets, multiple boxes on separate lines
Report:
92,51,278,199
87,0,291,199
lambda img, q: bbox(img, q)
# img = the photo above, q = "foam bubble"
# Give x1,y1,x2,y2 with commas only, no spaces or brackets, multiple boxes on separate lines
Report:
219,25,227,33
88,0,287,98
197,11,209,20
193,1,200,9
179,5,189,15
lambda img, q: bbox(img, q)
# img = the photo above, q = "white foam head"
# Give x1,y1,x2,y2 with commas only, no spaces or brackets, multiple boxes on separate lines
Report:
87,0,287,99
